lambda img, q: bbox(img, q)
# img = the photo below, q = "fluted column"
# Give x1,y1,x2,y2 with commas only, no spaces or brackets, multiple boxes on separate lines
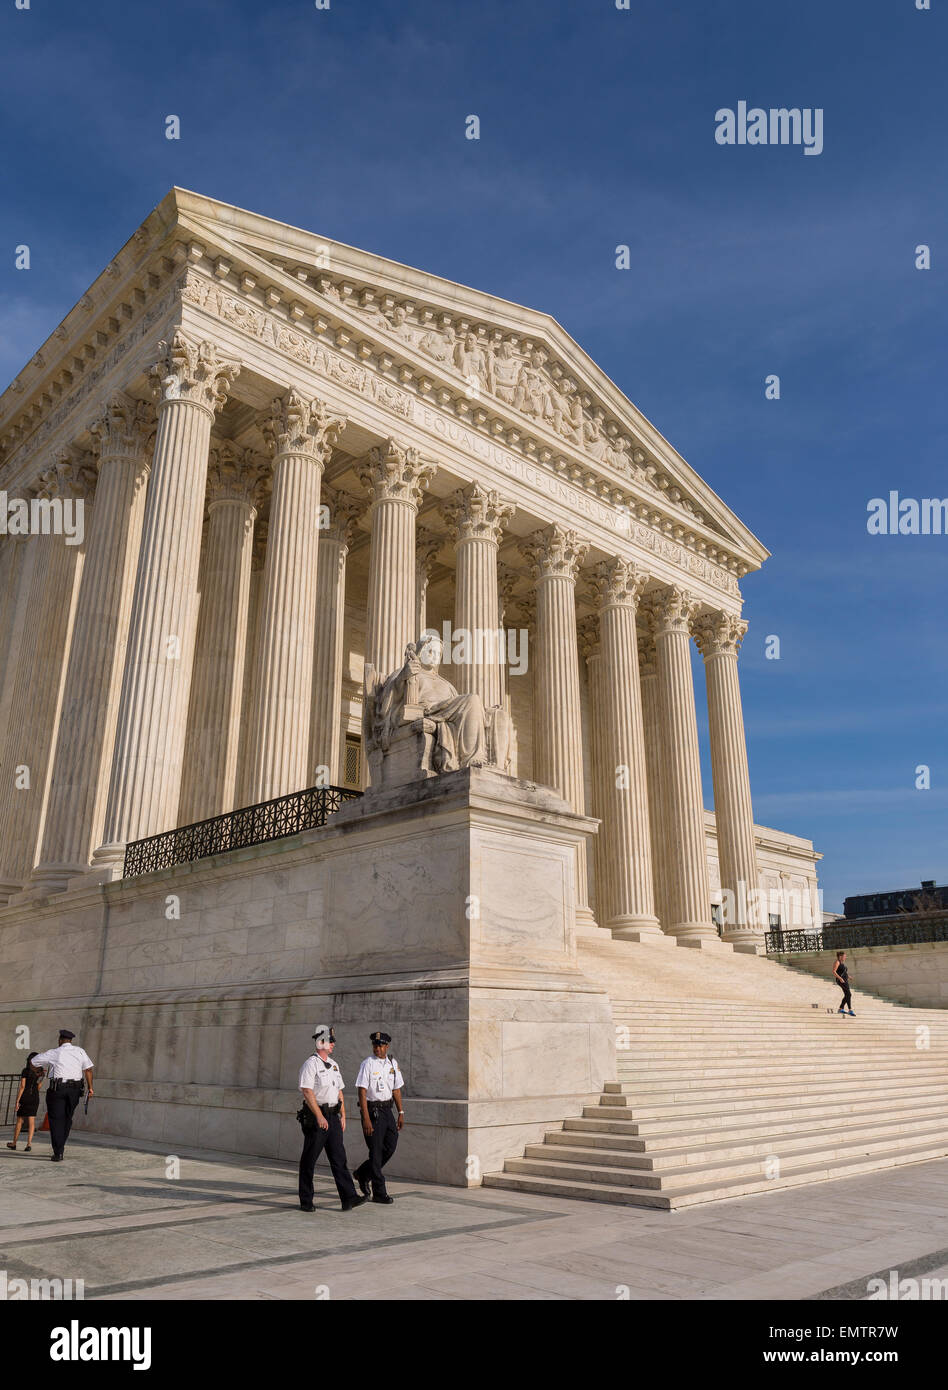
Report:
497,562,520,711
443,483,514,709
638,626,673,933
589,560,661,940
246,392,345,803
309,485,362,783
694,610,763,951
0,457,95,902
358,440,436,682
0,534,35,751
520,524,598,933
415,527,442,637
30,396,154,891
235,519,268,807
179,442,266,822
643,585,717,945
578,616,607,925
90,334,240,876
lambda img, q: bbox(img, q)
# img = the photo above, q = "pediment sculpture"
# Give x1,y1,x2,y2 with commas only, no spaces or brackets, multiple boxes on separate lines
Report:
363,631,511,791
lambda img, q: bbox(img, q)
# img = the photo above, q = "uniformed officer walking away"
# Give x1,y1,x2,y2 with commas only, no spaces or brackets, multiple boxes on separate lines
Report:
30,1030,94,1162
297,1026,366,1213
355,1032,405,1204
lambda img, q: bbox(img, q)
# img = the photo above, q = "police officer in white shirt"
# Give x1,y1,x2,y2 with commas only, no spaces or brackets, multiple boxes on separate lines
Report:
297,1025,366,1213
354,1031,405,1204
30,1029,94,1162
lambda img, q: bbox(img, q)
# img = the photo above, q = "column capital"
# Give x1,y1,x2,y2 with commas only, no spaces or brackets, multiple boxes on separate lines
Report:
588,557,649,610
321,484,364,548
416,525,443,574
356,438,436,507
637,625,658,677
262,389,346,464
207,440,268,508
693,610,748,659
442,482,514,545
150,332,240,415
519,524,588,582
37,448,98,503
641,583,702,637
88,392,155,462
577,612,600,662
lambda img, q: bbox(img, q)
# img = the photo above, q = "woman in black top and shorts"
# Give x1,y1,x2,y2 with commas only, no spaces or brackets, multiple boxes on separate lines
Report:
834,950,855,1016
6,1052,44,1151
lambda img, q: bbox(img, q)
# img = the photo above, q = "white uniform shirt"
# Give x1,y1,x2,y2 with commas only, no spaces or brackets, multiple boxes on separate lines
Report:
298,1052,345,1106
30,1042,93,1081
356,1053,404,1101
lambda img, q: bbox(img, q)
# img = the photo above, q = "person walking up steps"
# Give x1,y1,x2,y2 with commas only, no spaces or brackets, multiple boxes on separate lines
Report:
834,950,855,1016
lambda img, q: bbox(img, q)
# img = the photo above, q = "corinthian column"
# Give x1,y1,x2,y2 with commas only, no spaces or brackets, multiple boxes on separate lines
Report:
179,442,266,823
520,524,599,933
642,586,716,944
31,396,154,891
443,483,514,708
415,527,442,637
309,485,362,783
638,625,673,933
357,440,436,681
694,610,763,951
589,559,661,940
0,456,96,902
90,334,240,877
246,392,345,804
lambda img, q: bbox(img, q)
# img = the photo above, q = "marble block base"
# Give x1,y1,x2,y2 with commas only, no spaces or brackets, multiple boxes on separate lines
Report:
0,767,612,1185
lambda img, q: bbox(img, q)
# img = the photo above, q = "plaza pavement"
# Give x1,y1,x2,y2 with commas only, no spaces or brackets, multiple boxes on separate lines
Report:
2,1132,947,1301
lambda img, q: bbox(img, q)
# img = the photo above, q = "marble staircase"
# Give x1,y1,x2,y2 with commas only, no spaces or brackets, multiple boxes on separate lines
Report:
483,940,948,1209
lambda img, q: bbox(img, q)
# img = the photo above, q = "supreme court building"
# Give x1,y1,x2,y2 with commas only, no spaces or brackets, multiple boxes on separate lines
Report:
0,190,822,1180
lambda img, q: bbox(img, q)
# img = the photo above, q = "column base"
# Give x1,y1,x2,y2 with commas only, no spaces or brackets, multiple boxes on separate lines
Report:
25,863,81,897
609,915,667,943
725,933,766,955
0,880,24,908
72,844,126,890
671,924,734,951
575,904,609,939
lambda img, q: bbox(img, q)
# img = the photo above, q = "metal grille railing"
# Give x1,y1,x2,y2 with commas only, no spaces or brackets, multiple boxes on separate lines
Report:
1,1073,21,1127
123,783,363,879
767,914,948,955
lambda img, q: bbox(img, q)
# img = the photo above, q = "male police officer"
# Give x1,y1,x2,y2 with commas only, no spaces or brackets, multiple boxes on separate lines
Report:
30,1029,94,1162
354,1031,405,1204
297,1025,366,1213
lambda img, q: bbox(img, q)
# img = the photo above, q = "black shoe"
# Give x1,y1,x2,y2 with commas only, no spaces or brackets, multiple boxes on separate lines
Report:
341,1195,367,1212
50,1154,64,1162
299,1202,315,1212
357,1173,370,1199
372,1194,394,1204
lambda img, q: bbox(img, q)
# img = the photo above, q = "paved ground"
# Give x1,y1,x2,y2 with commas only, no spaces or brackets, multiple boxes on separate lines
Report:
2,1133,948,1300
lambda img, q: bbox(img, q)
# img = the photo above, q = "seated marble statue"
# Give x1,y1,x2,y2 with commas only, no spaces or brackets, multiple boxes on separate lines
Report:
366,631,511,775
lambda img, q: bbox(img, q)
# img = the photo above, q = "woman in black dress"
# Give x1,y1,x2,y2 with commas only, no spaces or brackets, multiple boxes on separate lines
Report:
6,1052,44,1151
834,950,855,1016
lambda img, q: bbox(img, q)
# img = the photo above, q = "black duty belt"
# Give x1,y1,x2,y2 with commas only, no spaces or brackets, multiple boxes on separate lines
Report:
368,1099,393,1111
319,1103,341,1115
48,1078,82,1091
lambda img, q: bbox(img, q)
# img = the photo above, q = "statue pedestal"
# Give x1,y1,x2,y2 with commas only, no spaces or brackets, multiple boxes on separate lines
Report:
326,765,613,1181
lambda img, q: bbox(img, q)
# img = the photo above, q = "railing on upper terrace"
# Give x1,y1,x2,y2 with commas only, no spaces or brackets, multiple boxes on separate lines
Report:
766,912,948,955
122,784,363,879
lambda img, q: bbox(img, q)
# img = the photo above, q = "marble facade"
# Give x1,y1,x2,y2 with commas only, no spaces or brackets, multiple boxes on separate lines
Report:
0,190,821,1175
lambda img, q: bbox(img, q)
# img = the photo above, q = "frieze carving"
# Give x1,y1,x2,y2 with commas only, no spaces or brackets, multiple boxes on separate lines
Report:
179,269,744,598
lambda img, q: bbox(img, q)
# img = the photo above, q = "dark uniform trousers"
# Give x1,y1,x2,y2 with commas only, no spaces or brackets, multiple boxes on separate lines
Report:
46,1081,83,1157
355,1102,398,1197
298,1107,358,1207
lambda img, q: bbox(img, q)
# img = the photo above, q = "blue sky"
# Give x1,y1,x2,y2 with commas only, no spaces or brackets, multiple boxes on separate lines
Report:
2,0,945,909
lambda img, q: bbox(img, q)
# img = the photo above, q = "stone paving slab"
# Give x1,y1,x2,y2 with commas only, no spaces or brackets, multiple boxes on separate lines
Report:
4,1131,948,1300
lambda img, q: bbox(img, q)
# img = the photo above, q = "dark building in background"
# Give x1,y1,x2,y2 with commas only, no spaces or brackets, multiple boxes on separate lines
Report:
843,880,948,920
